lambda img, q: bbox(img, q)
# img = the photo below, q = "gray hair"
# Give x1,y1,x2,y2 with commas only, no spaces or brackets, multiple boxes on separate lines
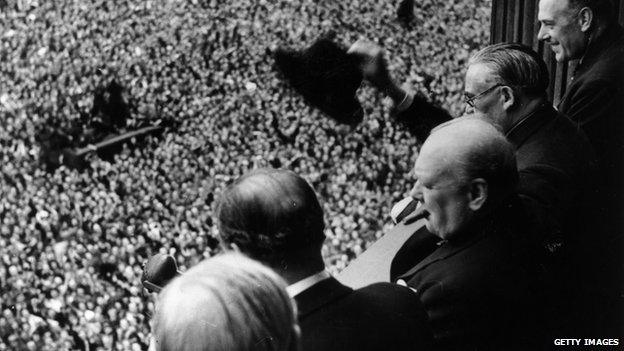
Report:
469,43,549,99
431,117,518,199
152,253,298,351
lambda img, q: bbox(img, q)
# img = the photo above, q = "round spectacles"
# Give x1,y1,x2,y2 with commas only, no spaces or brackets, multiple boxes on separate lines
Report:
464,83,504,108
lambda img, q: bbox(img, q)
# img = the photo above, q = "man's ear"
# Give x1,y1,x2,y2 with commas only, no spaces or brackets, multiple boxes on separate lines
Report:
218,239,240,252
500,86,515,111
229,242,241,252
468,178,488,211
578,7,593,33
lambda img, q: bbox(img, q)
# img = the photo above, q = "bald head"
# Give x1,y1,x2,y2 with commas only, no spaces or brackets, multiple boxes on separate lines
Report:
216,169,325,266
426,117,518,193
411,117,517,239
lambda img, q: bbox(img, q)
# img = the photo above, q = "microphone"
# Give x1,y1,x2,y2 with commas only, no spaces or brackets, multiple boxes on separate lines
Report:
142,253,182,293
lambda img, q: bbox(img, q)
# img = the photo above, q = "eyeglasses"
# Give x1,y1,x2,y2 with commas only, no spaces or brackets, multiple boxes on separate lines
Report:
464,83,504,108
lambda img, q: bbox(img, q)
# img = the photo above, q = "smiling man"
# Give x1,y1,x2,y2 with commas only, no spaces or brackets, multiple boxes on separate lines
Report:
395,117,543,350
537,0,624,335
537,0,593,62
537,1,623,169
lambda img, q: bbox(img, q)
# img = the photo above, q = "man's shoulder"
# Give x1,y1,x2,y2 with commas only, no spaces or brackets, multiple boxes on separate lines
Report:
576,29,624,84
298,280,434,351
559,63,624,124
517,107,594,164
316,281,422,313
295,277,352,317
353,282,419,303
297,278,415,309
534,110,591,148
301,280,425,321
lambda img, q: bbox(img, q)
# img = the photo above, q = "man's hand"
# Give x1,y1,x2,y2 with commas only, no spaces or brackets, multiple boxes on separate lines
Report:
348,40,392,90
348,39,406,103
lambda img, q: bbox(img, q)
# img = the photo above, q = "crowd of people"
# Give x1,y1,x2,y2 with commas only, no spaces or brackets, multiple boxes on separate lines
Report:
0,0,490,349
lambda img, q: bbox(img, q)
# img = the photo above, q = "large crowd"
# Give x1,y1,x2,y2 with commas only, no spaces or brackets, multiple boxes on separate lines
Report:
0,0,490,349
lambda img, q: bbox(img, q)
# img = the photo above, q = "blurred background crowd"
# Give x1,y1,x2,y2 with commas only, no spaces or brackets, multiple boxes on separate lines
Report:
0,0,490,349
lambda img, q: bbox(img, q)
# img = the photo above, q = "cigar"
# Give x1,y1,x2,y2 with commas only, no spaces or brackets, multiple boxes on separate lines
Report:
403,204,429,225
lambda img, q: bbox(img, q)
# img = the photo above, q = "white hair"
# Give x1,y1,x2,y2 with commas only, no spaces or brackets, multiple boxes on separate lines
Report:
152,253,299,351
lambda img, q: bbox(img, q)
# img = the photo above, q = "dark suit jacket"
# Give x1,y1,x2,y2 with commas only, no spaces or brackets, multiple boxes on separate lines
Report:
557,23,624,335
506,104,602,335
507,103,596,253
397,198,544,350
295,277,434,351
558,25,624,213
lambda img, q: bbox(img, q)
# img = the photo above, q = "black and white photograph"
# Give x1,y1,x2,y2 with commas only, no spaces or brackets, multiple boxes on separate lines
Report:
1,0,622,350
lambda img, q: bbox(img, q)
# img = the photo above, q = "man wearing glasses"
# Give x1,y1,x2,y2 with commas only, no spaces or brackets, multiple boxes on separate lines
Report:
349,42,599,334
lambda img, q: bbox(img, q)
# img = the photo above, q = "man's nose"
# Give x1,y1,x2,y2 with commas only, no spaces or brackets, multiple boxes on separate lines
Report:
409,181,423,201
537,24,548,41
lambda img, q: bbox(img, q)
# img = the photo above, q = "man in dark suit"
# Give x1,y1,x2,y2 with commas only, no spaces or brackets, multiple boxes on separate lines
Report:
394,117,543,350
215,168,434,351
537,0,623,334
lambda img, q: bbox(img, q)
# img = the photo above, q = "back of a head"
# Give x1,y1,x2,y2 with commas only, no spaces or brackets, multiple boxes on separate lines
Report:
152,253,298,351
428,117,518,203
216,168,325,264
469,43,549,99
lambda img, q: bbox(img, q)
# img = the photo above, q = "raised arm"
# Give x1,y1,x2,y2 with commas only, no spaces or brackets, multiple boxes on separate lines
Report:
348,39,452,141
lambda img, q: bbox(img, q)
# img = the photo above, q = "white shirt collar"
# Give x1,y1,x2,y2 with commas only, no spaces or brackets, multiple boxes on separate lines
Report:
286,270,331,297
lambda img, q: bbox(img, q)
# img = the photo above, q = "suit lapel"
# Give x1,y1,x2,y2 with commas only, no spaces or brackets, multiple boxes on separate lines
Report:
295,277,353,319
505,104,554,148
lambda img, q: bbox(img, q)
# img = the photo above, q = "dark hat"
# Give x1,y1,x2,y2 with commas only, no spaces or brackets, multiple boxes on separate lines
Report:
273,37,363,125
142,253,181,293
